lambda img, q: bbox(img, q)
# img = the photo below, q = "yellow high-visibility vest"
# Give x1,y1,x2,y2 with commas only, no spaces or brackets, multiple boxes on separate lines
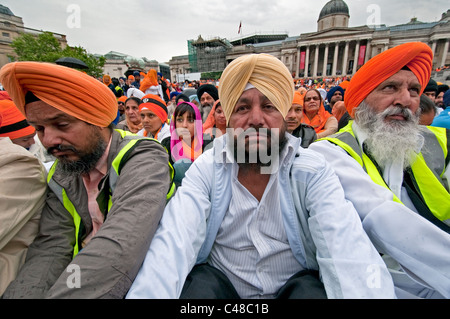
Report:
47,129,175,258
321,122,450,225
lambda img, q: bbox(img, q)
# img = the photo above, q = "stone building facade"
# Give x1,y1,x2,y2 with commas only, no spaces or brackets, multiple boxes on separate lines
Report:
169,0,450,83
0,4,67,68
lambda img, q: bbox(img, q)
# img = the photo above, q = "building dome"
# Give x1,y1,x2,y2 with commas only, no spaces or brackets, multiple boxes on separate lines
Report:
0,4,14,16
319,0,349,20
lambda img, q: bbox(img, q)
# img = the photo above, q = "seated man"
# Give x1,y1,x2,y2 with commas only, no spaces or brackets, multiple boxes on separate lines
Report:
127,53,395,299
0,61,173,299
309,42,450,298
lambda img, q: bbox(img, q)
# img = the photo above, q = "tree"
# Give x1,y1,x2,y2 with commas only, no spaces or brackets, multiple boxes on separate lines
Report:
10,31,105,77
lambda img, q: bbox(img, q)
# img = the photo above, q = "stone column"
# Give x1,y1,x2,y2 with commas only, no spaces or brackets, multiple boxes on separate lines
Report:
431,40,437,56
332,42,339,76
353,40,360,74
313,44,319,77
441,39,449,68
323,43,329,77
365,40,371,63
305,45,310,78
296,47,301,78
342,41,349,76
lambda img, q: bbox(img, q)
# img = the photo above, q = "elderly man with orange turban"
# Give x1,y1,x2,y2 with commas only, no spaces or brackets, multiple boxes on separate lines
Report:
127,53,396,299
309,42,450,298
0,61,173,299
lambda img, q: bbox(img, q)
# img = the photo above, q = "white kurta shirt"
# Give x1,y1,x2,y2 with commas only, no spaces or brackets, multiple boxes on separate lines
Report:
209,150,302,298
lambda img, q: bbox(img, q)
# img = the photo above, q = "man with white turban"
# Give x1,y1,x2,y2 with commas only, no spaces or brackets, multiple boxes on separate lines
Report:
127,53,395,299
0,61,173,298
309,42,450,298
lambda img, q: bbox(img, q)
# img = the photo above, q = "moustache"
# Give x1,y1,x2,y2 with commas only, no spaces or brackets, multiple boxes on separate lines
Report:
47,144,78,154
381,106,416,121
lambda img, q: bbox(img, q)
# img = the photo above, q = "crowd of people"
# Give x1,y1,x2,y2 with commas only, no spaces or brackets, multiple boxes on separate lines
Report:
0,41,449,299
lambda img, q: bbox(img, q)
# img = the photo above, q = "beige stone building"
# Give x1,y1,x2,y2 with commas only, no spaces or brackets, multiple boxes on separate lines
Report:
0,4,67,68
169,0,450,82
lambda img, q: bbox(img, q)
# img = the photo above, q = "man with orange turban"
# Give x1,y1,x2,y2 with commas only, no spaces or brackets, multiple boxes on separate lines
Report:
127,53,395,299
0,61,173,299
310,42,450,298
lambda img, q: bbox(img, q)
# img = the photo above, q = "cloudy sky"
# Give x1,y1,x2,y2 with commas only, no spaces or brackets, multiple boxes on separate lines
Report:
2,0,448,63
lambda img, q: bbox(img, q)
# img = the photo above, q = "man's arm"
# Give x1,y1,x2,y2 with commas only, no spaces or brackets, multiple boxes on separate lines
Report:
0,141,48,296
2,190,75,299
290,148,396,298
126,150,215,298
309,140,450,298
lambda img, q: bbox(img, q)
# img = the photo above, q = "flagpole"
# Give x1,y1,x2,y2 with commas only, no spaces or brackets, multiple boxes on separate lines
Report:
239,21,242,46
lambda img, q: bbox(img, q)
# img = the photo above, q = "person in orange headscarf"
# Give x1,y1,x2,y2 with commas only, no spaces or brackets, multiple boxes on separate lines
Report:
202,99,226,141
331,100,347,123
102,74,115,94
301,88,338,138
0,61,172,299
139,70,159,94
309,42,450,299
116,96,143,133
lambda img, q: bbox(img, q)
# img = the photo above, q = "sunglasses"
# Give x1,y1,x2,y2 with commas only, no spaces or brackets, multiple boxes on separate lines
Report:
304,96,320,102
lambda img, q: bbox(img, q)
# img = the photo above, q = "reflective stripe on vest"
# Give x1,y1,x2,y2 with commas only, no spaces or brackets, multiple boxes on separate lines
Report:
47,162,82,258
320,121,450,222
110,129,175,200
47,129,175,258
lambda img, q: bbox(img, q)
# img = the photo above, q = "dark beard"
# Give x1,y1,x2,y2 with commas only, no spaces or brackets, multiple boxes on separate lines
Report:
230,126,287,169
50,134,107,176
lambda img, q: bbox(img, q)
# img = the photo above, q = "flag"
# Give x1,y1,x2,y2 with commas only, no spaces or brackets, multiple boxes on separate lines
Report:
238,21,242,34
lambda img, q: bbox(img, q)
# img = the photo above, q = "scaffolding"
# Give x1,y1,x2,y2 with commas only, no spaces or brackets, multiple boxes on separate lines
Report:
188,35,232,73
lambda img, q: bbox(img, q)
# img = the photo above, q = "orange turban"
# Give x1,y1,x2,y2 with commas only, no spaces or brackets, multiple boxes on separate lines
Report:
219,53,294,123
345,42,433,117
139,69,159,93
0,61,118,127
139,94,168,123
339,80,350,90
0,99,35,139
102,74,112,86
292,91,304,106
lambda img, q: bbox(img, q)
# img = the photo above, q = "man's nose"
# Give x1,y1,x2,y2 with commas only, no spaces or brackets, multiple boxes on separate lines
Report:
248,106,265,127
39,127,62,149
393,87,413,108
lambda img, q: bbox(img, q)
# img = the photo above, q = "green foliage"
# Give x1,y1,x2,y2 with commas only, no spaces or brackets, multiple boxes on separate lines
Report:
200,71,222,80
61,46,106,78
10,31,105,77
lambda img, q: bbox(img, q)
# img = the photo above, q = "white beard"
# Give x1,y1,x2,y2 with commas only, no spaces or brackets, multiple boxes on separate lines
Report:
354,101,422,170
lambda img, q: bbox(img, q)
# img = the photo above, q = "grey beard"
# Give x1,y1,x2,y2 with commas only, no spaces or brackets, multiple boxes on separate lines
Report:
354,101,421,170
58,137,107,176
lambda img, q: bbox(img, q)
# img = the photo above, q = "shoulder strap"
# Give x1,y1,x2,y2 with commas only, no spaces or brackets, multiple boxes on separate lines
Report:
110,129,175,200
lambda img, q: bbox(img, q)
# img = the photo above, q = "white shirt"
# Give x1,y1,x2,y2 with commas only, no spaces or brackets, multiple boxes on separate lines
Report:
209,156,302,298
309,125,450,298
